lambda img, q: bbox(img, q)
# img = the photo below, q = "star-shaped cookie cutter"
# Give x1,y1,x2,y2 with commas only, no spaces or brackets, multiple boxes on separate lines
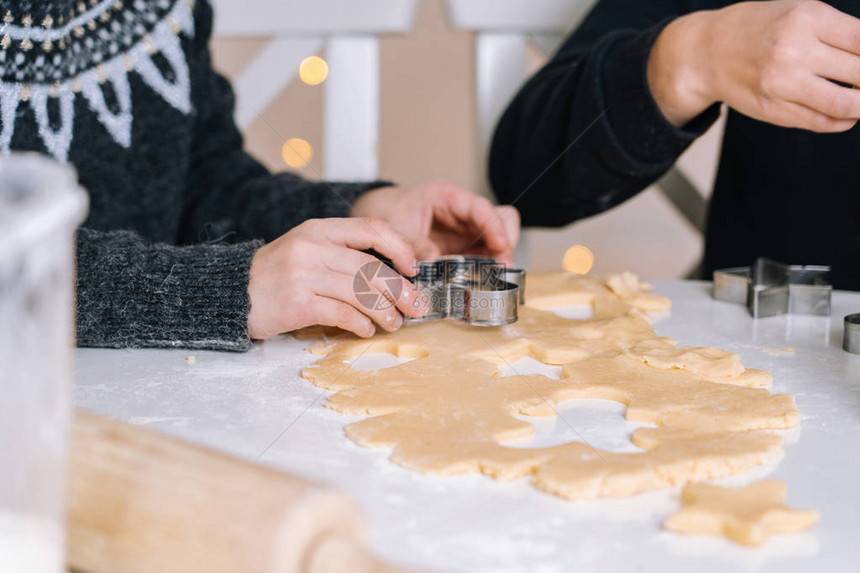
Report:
713,258,831,318
407,255,526,326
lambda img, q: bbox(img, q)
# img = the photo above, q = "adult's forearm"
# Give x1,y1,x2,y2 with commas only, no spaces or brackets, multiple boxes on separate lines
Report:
489,24,718,227
646,11,718,127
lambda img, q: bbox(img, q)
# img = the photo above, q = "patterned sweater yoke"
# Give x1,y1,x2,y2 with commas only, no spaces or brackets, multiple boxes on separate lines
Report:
0,0,196,161
0,0,389,351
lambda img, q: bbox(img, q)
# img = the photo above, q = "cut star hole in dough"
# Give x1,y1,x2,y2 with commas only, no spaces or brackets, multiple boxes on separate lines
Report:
663,480,819,545
300,272,800,500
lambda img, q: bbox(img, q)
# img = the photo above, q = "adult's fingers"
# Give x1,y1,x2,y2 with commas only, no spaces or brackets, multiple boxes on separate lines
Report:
773,98,857,132
809,44,860,88
311,296,376,338
816,2,860,57
322,247,427,320
317,217,418,277
789,74,860,121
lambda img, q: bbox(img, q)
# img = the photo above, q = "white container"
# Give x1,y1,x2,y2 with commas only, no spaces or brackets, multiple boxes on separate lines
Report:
0,154,88,573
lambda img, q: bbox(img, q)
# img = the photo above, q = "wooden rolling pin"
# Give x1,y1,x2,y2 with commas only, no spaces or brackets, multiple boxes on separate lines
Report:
68,411,412,573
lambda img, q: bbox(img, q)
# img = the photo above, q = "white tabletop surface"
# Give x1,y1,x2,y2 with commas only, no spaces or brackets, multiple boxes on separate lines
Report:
74,280,860,573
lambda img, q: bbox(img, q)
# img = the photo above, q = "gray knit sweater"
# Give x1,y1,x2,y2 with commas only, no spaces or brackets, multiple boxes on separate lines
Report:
0,0,388,351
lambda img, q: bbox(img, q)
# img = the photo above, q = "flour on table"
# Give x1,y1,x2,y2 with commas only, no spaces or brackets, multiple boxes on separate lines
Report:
743,345,797,357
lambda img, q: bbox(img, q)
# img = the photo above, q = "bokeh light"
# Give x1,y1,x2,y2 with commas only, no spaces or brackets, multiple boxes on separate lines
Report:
299,56,328,86
282,138,313,168
563,245,594,275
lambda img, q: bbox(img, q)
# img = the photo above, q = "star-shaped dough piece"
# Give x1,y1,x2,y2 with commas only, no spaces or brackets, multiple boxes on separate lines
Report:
664,480,819,546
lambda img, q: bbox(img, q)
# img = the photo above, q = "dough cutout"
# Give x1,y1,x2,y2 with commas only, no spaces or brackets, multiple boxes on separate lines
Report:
301,272,800,500
663,480,819,545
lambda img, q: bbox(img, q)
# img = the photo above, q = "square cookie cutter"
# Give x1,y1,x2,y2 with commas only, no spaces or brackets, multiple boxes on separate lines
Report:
713,258,831,318
407,255,525,326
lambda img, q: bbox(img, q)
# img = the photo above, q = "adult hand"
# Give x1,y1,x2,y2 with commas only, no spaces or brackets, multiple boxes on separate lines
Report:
247,218,427,340
648,0,860,132
350,180,521,265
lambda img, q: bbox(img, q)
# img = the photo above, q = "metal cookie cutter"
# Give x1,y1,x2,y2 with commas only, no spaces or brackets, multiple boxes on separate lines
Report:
408,255,525,326
713,257,832,318
843,314,860,354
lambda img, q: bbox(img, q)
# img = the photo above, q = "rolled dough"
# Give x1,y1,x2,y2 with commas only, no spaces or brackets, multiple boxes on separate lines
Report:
300,272,800,500
663,481,819,545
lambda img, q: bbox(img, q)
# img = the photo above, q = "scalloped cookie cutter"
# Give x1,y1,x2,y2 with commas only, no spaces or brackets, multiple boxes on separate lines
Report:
713,258,831,318
364,252,525,326
380,255,522,327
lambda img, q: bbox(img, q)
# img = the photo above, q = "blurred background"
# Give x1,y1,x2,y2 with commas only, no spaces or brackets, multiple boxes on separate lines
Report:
209,0,725,279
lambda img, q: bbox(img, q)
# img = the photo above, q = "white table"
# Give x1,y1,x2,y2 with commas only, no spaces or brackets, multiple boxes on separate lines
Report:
74,281,860,573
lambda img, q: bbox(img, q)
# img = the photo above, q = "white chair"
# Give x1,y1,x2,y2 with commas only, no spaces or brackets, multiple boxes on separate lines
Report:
210,0,419,181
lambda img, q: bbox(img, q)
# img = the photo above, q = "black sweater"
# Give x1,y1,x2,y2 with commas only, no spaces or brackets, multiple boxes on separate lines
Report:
490,0,860,289
0,0,387,350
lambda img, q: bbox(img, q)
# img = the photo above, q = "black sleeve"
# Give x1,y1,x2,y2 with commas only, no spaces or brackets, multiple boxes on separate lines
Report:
489,0,721,227
177,0,391,246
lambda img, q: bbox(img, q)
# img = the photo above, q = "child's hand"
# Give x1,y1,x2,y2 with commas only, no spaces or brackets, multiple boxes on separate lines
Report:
247,218,427,340
350,181,521,265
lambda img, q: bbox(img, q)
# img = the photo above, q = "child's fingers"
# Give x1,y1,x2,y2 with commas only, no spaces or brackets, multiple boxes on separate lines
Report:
439,186,511,256
323,247,427,320
314,273,406,332
410,236,442,262
311,296,376,338
496,205,520,249
321,217,417,277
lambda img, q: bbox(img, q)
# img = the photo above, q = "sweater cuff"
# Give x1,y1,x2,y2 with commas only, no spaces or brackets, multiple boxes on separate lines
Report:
76,230,260,352
598,22,720,169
